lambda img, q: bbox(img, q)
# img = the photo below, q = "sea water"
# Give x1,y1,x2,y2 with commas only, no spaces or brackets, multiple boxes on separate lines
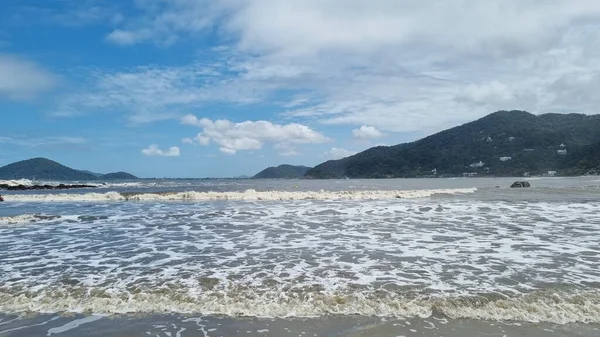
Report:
0,177,599,336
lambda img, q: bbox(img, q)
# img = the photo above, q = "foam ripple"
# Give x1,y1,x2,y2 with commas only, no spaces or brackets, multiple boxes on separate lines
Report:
3,188,477,202
0,287,598,324
0,214,60,225
1,195,599,325
0,179,35,187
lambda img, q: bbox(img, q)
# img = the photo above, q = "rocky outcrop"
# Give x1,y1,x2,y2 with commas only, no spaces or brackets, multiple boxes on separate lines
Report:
510,181,531,188
0,184,97,191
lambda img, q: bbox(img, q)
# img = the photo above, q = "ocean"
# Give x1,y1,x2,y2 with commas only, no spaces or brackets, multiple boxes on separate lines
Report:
0,177,599,337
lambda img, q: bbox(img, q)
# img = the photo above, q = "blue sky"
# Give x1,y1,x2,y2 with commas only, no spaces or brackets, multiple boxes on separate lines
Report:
1,1,600,177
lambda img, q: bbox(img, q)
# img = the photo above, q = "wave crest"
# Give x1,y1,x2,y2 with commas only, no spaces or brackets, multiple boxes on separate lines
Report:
0,286,598,324
4,188,477,202
0,214,60,225
0,179,35,187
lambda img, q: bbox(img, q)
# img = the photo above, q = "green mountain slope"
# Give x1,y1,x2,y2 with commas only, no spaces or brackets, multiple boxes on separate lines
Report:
564,141,600,174
0,158,137,180
253,165,312,179
0,158,98,180
305,110,600,178
79,170,103,177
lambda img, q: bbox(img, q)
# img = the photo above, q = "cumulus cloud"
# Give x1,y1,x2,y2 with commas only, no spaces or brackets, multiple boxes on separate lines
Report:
181,137,194,144
323,147,357,160
194,133,211,146
181,115,328,154
141,144,180,157
352,125,383,140
0,54,57,100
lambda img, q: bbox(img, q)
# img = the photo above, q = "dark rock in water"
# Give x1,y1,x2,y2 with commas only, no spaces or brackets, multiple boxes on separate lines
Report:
510,181,531,188
0,183,97,191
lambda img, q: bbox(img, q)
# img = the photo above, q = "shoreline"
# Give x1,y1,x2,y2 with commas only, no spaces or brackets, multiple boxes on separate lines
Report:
1,313,599,337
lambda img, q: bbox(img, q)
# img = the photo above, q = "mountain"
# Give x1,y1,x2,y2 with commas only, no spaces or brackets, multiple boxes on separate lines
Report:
564,141,600,174
253,165,312,179
101,172,138,180
305,110,600,178
0,158,137,181
79,170,103,177
0,158,98,180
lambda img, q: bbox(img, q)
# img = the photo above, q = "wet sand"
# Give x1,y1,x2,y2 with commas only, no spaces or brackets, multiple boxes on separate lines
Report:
1,314,599,337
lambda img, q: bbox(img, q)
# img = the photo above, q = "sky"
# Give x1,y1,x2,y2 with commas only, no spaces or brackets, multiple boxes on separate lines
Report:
1,0,600,177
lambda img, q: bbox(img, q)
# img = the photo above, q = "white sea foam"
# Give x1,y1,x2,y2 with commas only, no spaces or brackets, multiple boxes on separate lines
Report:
0,179,35,187
4,188,477,202
94,182,145,188
0,214,54,225
0,288,598,324
46,316,103,335
1,194,599,325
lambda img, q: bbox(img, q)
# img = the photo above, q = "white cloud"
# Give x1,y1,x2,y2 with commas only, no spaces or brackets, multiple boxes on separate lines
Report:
105,0,221,46
547,71,600,112
181,137,194,144
455,81,516,105
194,133,211,146
0,136,86,147
105,29,145,45
54,64,220,123
219,147,236,155
6,1,121,27
0,54,57,100
141,144,180,157
352,125,383,140
274,143,299,156
323,147,357,160
222,1,600,132
111,1,600,56
181,115,328,154
181,114,201,125
52,1,600,135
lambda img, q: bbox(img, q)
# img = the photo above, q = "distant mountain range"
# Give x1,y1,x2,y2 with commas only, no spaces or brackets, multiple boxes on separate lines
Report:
0,158,137,181
253,165,312,179
6,110,599,181
253,110,600,179
304,110,600,178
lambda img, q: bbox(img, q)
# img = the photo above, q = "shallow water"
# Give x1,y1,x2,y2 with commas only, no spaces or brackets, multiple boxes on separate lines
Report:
1,313,600,337
1,177,599,336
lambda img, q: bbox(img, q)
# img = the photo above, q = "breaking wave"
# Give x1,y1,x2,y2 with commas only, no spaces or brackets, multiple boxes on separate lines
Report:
0,214,60,225
0,286,598,324
3,188,477,202
0,179,35,187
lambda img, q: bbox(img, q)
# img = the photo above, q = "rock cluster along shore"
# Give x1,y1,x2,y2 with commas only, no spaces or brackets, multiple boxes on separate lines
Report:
0,184,97,191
